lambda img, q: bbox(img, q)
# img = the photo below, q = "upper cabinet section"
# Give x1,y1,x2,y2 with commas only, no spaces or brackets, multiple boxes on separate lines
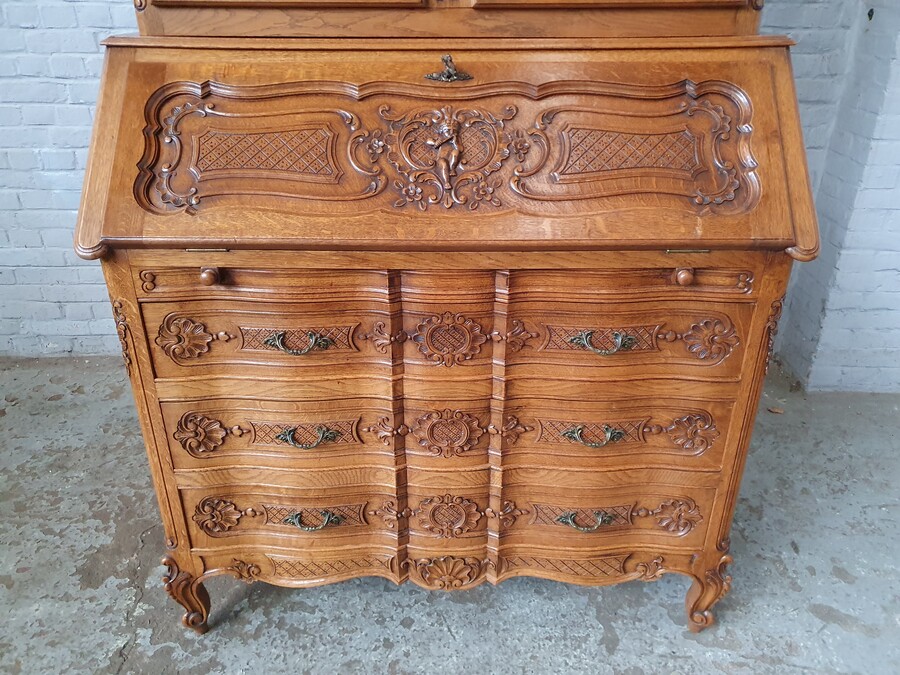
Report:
75,38,817,260
133,0,764,38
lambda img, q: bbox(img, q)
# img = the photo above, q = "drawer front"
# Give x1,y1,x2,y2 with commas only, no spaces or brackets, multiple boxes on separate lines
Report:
502,397,735,470
181,487,396,549
506,300,753,380
142,300,388,378
501,481,715,549
197,547,401,588
161,398,398,470
133,268,389,300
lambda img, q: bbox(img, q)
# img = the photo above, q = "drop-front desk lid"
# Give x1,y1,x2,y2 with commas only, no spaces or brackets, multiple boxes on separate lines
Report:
75,36,818,261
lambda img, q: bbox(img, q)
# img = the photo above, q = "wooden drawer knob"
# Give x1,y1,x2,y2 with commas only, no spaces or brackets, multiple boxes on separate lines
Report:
199,267,221,286
674,268,695,286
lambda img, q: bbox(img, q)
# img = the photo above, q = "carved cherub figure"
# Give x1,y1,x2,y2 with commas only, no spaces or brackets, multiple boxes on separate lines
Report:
426,119,462,190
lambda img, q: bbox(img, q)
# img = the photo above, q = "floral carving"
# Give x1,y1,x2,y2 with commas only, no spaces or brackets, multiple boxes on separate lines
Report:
489,415,533,445
682,318,739,362
666,412,719,452
633,556,666,581
174,413,228,454
192,497,246,535
112,300,131,374
367,500,408,529
229,559,261,583
381,104,517,211
358,321,406,353
504,319,538,352
362,417,409,446
484,501,528,528
634,498,703,536
156,314,213,359
414,494,482,538
407,556,489,590
411,409,485,457
411,312,488,366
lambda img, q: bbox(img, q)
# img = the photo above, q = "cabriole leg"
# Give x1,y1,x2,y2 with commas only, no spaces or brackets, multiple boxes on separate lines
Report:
161,555,211,635
685,550,733,632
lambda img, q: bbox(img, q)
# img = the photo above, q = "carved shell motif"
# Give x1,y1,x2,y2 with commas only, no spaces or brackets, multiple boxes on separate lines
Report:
409,556,488,590
174,413,227,454
192,497,244,535
156,314,214,359
667,413,719,452
682,318,740,362
650,499,703,536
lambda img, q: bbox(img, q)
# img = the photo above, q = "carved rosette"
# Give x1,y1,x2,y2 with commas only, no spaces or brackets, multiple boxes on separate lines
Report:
112,300,131,374
192,497,249,535
644,411,720,453
681,317,740,362
406,556,490,590
411,409,486,457
635,498,703,536
413,494,483,538
411,312,488,366
174,413,228,454
155,315,211,359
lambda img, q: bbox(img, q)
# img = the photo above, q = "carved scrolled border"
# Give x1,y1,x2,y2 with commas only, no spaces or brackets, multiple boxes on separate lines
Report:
134,78,759,218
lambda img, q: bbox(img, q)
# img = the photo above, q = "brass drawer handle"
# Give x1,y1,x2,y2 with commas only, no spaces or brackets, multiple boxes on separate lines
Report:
425,54,473,83
276,425,340,449
263,330,334,356
556,511,615,533
282,510,343,532
568,330,637,356
562,424,626,448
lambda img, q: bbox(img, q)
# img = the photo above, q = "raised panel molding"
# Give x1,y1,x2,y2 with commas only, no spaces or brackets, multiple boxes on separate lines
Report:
135,79,758,217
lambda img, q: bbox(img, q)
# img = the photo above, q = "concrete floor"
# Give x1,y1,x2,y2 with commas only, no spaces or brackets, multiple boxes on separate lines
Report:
0,357,898,674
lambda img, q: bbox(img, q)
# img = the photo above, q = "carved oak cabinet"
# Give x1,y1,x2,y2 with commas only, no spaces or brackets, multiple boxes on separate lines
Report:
76,0,818,634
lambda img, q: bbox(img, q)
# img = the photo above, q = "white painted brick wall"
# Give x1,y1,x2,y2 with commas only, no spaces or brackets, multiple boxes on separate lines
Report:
770,0,900,392
0,1,136,356
0,0,897,392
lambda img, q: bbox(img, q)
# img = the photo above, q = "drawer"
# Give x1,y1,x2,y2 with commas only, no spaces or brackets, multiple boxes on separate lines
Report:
161,398,399,470
197,547,401,588
502,397,735,471
78,40,816,262
181,487,397,549
142,299,389,379
500,480,716,549
506,299,754,381
132,267,389,301
509,268,757,300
